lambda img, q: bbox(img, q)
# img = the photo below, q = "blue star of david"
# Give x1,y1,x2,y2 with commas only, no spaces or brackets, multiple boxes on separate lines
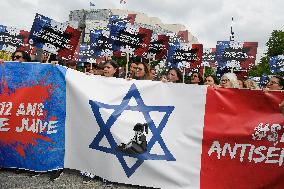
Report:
89,83,176,177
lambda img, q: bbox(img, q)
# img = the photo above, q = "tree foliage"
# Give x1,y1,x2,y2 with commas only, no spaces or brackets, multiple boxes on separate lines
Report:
249,30,284,77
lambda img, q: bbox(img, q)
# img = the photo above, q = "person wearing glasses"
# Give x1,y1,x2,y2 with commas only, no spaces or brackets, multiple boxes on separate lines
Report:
220,73,240,88
0,50,31,64
265,75,284,91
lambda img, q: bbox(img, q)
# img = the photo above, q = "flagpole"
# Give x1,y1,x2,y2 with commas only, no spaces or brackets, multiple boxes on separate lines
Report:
230,17,235,73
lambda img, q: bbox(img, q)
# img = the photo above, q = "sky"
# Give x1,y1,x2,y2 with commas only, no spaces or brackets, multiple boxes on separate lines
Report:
1,0,284,62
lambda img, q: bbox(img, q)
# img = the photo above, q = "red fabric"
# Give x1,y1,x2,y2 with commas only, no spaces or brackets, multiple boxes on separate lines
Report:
201,88,284,189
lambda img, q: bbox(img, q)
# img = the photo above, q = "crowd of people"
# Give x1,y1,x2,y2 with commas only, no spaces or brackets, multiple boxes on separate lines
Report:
0,50,284,184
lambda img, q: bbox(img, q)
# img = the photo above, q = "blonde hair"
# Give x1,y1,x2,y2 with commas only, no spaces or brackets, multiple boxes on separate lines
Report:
244,79,260,89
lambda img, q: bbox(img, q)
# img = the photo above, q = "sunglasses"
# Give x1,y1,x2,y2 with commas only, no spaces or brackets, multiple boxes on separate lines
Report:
12,55,23,60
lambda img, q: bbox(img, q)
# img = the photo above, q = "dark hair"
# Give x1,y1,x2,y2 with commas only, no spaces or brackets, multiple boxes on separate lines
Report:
191,72,204,85
104,60,119,78
167,67,183,83
48,54,58,63
205,74,219,85
12,50,31,62
273,75,284,89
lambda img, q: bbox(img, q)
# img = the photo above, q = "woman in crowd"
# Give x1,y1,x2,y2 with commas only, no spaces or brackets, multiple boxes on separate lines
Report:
220,73,240,88
0,50,31,64
244,79,260,89
238,79,245,89
190,72,204,85
162,67,183,83
135,62,151,80
128,62,138,78
12,50,32,62
204,75,219,87
103,60,119,77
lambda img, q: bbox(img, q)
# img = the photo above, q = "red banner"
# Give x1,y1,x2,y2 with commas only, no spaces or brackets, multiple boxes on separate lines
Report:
202,88,284,188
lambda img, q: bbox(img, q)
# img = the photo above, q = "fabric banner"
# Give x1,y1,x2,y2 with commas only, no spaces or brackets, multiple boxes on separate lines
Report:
1,63,284,188
216,41,258,70
0,62,66,171
29,13,81,59
201,87,284,188
269,54,284,73
0,25,25,53
64,71,206,188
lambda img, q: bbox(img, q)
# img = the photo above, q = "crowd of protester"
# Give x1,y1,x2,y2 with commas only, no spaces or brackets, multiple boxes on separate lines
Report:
0,50,284,184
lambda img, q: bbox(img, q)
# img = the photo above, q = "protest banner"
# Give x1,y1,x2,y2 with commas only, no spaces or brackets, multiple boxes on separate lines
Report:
29,13,81,59
216,41,258,70
147,34,169,61
1,63,283,188
202,48,216,68
0,62,66,171
109,15,152,57
269,54,284,73
0,25,25,53
90,29,113,57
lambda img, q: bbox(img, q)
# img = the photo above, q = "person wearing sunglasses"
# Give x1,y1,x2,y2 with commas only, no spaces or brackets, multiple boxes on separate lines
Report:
0,50,31,64
11,50,31,62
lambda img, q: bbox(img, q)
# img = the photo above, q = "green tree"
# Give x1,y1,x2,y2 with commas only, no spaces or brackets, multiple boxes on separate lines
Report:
249,30,284,77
